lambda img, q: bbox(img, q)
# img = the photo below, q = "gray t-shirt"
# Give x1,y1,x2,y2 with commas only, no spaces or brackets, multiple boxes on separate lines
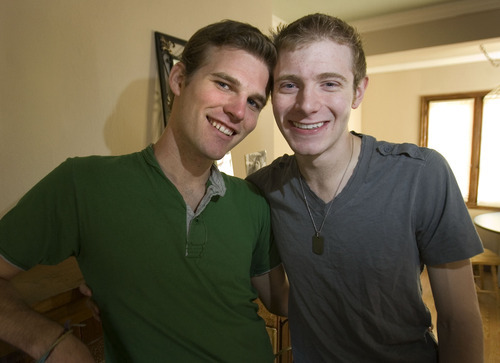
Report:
247,132,483,363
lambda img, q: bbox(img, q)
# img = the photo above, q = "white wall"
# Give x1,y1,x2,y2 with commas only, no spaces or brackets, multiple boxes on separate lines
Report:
0,0,276,216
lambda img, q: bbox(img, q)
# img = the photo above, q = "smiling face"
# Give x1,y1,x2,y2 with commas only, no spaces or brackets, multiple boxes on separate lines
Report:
272,40,367,158
168,46,269,162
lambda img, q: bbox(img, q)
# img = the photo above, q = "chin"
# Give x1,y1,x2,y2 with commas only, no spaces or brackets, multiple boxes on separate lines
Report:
292,144,323,157
210,149,231,161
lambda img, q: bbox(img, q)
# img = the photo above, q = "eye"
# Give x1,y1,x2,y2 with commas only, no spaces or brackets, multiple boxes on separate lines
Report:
247,98,262,111
216,81,230,90
322,80,342,90
277,82,298,94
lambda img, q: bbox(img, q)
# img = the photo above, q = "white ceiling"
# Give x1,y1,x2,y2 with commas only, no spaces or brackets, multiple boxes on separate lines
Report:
272,0,500,74
367,37,500,74
272,0,458,24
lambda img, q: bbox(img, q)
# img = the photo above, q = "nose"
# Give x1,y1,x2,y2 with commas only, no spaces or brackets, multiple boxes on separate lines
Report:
224,95,246,122
295,87,320,115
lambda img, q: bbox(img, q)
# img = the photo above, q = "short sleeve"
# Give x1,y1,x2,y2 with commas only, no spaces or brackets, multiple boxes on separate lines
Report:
414,150,483,265
0,159,80,269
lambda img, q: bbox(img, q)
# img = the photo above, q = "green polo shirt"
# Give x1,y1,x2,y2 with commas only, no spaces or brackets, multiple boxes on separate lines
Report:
0,146,277,362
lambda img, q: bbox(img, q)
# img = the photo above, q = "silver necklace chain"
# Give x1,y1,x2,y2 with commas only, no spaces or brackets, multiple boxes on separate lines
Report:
298,135,354,237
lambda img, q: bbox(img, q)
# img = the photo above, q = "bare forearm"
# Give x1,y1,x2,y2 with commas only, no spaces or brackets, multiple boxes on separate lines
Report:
269,265,289,317
0,279,94,362
0,278,59,356
253,264,289,317
427,260,484,363
437,314,484,363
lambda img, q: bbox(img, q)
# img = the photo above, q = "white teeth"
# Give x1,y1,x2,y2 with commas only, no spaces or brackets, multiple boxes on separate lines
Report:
210,119,234,136
292,121,325,130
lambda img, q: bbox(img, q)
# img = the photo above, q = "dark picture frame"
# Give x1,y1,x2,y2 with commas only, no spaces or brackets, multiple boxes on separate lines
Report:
154,31,187,128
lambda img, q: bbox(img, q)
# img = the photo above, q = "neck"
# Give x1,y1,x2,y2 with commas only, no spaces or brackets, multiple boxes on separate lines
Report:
297,133,360,203
153,129,213,211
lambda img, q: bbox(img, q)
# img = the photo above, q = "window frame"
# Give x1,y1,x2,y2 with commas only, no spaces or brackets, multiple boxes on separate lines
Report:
420,90,498,210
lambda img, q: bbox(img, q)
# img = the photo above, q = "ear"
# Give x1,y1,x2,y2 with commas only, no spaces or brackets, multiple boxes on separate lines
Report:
169,62,186,97
352,76,369,109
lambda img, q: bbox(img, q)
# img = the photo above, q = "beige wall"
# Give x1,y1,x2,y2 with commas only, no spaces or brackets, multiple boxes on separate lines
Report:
361,60,500,144
2,1,500,219
0,0,278,216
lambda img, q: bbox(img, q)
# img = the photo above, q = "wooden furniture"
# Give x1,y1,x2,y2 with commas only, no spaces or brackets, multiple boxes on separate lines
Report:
256,299,293,363
471,248,500,301
0,258,104,363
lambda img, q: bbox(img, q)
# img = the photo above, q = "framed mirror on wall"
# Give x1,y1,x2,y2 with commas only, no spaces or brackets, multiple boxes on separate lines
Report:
154,31,187,128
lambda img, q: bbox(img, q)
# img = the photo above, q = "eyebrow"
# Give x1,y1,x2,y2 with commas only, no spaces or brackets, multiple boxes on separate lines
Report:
212,72,267,107
317,72,348,83
276,72,348,84
275,74,300,83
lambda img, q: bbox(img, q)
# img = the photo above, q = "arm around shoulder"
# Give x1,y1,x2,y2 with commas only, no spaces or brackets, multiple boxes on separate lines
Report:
251,263,289,317
427,259,484,363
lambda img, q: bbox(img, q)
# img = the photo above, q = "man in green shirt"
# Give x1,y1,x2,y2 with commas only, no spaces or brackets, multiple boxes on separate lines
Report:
0,20,288,362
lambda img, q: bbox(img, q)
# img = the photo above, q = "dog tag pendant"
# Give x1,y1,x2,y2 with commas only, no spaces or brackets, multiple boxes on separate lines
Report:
312,232,324,255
